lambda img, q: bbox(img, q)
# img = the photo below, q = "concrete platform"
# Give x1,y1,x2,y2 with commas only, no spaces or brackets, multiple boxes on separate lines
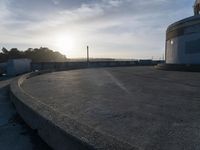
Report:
11,67,200,150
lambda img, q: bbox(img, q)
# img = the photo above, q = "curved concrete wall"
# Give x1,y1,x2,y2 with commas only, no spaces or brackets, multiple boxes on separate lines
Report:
166,15,200,64
31,61,161,72
9,70,135,150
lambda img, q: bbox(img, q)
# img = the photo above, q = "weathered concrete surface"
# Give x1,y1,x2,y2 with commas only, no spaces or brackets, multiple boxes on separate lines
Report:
0,77,51,150
20,66,200,150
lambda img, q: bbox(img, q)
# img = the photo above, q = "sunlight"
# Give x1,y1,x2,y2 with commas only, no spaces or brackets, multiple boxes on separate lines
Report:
54,34,75,55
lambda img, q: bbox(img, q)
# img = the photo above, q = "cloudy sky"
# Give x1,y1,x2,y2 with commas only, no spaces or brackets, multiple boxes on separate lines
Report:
0,0,194,59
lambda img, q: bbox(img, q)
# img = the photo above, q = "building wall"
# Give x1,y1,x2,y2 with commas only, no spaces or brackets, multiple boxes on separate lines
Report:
7,59,31,76
166,16,200,65
166,33,200,64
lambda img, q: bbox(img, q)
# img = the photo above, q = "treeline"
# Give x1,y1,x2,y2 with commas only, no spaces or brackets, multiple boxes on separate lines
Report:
0,47,67,63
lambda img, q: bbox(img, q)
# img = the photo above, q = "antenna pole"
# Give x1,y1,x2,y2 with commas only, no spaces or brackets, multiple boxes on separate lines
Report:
87,46,89,65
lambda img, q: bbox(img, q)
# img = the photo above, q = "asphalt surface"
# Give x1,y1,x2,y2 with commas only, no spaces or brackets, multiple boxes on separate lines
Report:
0,77,52,150
22,66,200,150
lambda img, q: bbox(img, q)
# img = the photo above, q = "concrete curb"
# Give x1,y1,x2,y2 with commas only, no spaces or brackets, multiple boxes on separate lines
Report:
155,64,200,72
9,69,137,150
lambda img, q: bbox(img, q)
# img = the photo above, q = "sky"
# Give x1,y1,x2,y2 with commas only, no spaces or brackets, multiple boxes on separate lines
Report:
0,0,194,59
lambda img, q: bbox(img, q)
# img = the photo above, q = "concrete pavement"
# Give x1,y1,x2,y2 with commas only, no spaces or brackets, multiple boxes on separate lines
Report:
19,66,200,150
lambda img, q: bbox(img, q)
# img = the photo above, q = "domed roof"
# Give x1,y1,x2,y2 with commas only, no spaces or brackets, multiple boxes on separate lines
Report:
167,15,200,32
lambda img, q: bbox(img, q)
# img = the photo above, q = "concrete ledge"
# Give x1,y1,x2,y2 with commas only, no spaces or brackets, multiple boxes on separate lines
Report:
31,61,163,71
155,64,200,72
9,69,136,150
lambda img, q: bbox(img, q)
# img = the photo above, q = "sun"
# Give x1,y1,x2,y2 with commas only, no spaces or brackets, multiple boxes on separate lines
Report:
54,34,75,55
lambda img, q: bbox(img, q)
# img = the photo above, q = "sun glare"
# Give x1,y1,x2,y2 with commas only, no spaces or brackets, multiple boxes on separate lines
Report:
54,34,75,55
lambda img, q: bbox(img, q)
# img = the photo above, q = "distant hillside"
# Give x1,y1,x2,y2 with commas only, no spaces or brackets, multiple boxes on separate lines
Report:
0,47,67,63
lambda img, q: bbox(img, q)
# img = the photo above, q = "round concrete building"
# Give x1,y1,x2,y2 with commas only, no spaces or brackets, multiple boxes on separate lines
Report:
166,15,200,65
157,1,200,71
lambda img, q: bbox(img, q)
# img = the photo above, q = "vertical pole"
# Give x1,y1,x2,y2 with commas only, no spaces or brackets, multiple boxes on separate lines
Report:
87,45,89,66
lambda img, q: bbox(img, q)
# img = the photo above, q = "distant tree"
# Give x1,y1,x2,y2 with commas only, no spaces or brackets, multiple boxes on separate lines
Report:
2,47,9,54
0,47,8,62
0,53,6,63
0,47,67,62
9,48,22,59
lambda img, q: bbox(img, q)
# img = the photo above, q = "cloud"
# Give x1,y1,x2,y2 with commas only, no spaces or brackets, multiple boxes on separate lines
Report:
0,0,194,58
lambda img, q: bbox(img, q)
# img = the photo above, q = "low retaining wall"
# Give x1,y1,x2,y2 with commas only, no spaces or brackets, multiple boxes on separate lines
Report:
31,60,163,71
9,69,137,150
